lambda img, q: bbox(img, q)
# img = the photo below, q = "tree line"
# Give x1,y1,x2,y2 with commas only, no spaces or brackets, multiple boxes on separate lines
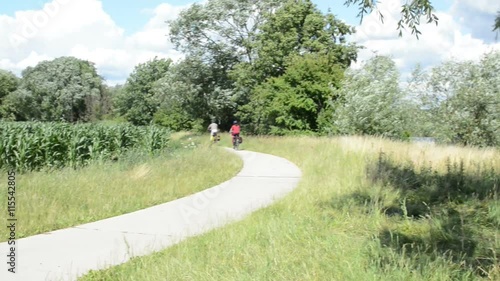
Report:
0,0,498,147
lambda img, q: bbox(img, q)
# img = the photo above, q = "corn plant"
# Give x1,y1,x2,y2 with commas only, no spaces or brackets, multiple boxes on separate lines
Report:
0,122,171,172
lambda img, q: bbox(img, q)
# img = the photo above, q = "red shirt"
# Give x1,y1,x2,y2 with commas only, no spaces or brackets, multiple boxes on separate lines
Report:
230,125,240,134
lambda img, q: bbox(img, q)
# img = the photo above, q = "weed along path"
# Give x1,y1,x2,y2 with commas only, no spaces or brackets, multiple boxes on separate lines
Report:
0,149,301,281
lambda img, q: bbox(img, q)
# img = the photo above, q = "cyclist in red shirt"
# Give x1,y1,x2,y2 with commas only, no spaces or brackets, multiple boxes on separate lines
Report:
229,121,241,149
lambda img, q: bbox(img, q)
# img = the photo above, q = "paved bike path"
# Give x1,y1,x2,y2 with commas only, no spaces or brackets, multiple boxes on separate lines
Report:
0,149,302,281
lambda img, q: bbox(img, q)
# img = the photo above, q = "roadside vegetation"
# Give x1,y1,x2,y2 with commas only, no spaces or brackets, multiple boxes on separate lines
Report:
0,122,171,172
2,0,497,148
0,134,242,242
81,136,499,281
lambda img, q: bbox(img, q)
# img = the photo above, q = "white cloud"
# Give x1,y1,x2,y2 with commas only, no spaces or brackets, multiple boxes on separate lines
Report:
126,3,187,52
352,0,500,79
455,0,500,15
0,0,498,86
0,0,186,85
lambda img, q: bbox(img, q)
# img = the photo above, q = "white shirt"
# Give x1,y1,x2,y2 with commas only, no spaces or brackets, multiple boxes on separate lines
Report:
208,123,218,133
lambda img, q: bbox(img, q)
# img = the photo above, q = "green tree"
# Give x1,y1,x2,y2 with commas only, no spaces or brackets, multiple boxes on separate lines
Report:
87,84,113,121
236,0,359,134
152,56,237,131
422,51,500,146
169,0,279,64
152,70,201,131
402,63,435,137
254,0,357,79
168,0,282,128
0,70,19,119
331,55,409,138
231,0,357,92
9,57,104,122
114,57,172,125
240,53,344,134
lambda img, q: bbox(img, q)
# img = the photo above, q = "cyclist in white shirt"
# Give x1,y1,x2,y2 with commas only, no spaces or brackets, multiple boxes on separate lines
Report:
207,120,219,142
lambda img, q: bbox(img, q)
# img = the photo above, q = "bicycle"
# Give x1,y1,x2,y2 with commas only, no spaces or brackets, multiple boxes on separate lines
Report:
232,134,242,150
210,132,220,144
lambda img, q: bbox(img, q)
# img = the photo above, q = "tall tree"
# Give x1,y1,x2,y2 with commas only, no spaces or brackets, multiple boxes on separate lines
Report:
422,51,500,146
0,70,19,119
9,57,104,122
237,0,359,134
168,0,283,128
253,0,357,79
153,56,237,130
331,55,409,138
231,0,358,101
114,57,172,125
169,0,280,64
240,53,345,134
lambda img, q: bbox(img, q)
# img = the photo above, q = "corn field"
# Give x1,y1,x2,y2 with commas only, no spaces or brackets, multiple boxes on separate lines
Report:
0,122,170,171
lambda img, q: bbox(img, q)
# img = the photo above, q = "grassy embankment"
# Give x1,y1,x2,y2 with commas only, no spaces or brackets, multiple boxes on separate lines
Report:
0,132,243,241
81,136,499,281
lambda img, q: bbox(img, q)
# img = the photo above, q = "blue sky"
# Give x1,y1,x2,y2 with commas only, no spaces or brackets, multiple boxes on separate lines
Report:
0,0,498,84
1,0,362,34
0,0,455,34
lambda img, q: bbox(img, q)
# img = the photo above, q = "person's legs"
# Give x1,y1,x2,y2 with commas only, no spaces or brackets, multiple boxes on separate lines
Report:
210,131,217,142
232,133,240,149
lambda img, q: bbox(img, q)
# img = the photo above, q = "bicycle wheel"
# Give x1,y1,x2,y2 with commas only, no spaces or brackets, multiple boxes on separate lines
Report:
233,137,239,150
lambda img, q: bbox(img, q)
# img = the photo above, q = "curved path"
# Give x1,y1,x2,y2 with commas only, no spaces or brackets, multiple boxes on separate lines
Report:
0,149,301,281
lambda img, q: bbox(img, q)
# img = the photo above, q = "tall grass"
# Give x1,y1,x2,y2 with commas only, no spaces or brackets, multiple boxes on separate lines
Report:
78,136,498,280
0,137,243,241
0,122,170,171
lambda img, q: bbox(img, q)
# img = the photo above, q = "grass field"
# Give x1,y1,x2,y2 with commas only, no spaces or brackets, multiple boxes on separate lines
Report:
80,135,499,281
0,133,243,241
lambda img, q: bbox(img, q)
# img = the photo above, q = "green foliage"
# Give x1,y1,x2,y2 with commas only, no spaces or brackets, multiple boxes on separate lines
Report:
114,57,172,125
168,0,280,128
331,55,409,138
415,51,500,147
0,69,19,118
6,57,105,122
0,122,170,172
236,0,358,135
169,0,278,63
168,0,360,133
95,85,116,118
240,53,345,134
153,105,192,132
254,0,357,79
190,118,206,133
318,51,498,147
151,56,237,130
0,70,20,120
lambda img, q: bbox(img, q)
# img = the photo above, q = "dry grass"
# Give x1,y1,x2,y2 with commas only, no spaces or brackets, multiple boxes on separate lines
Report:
74,135,499,280
337,136,500,172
